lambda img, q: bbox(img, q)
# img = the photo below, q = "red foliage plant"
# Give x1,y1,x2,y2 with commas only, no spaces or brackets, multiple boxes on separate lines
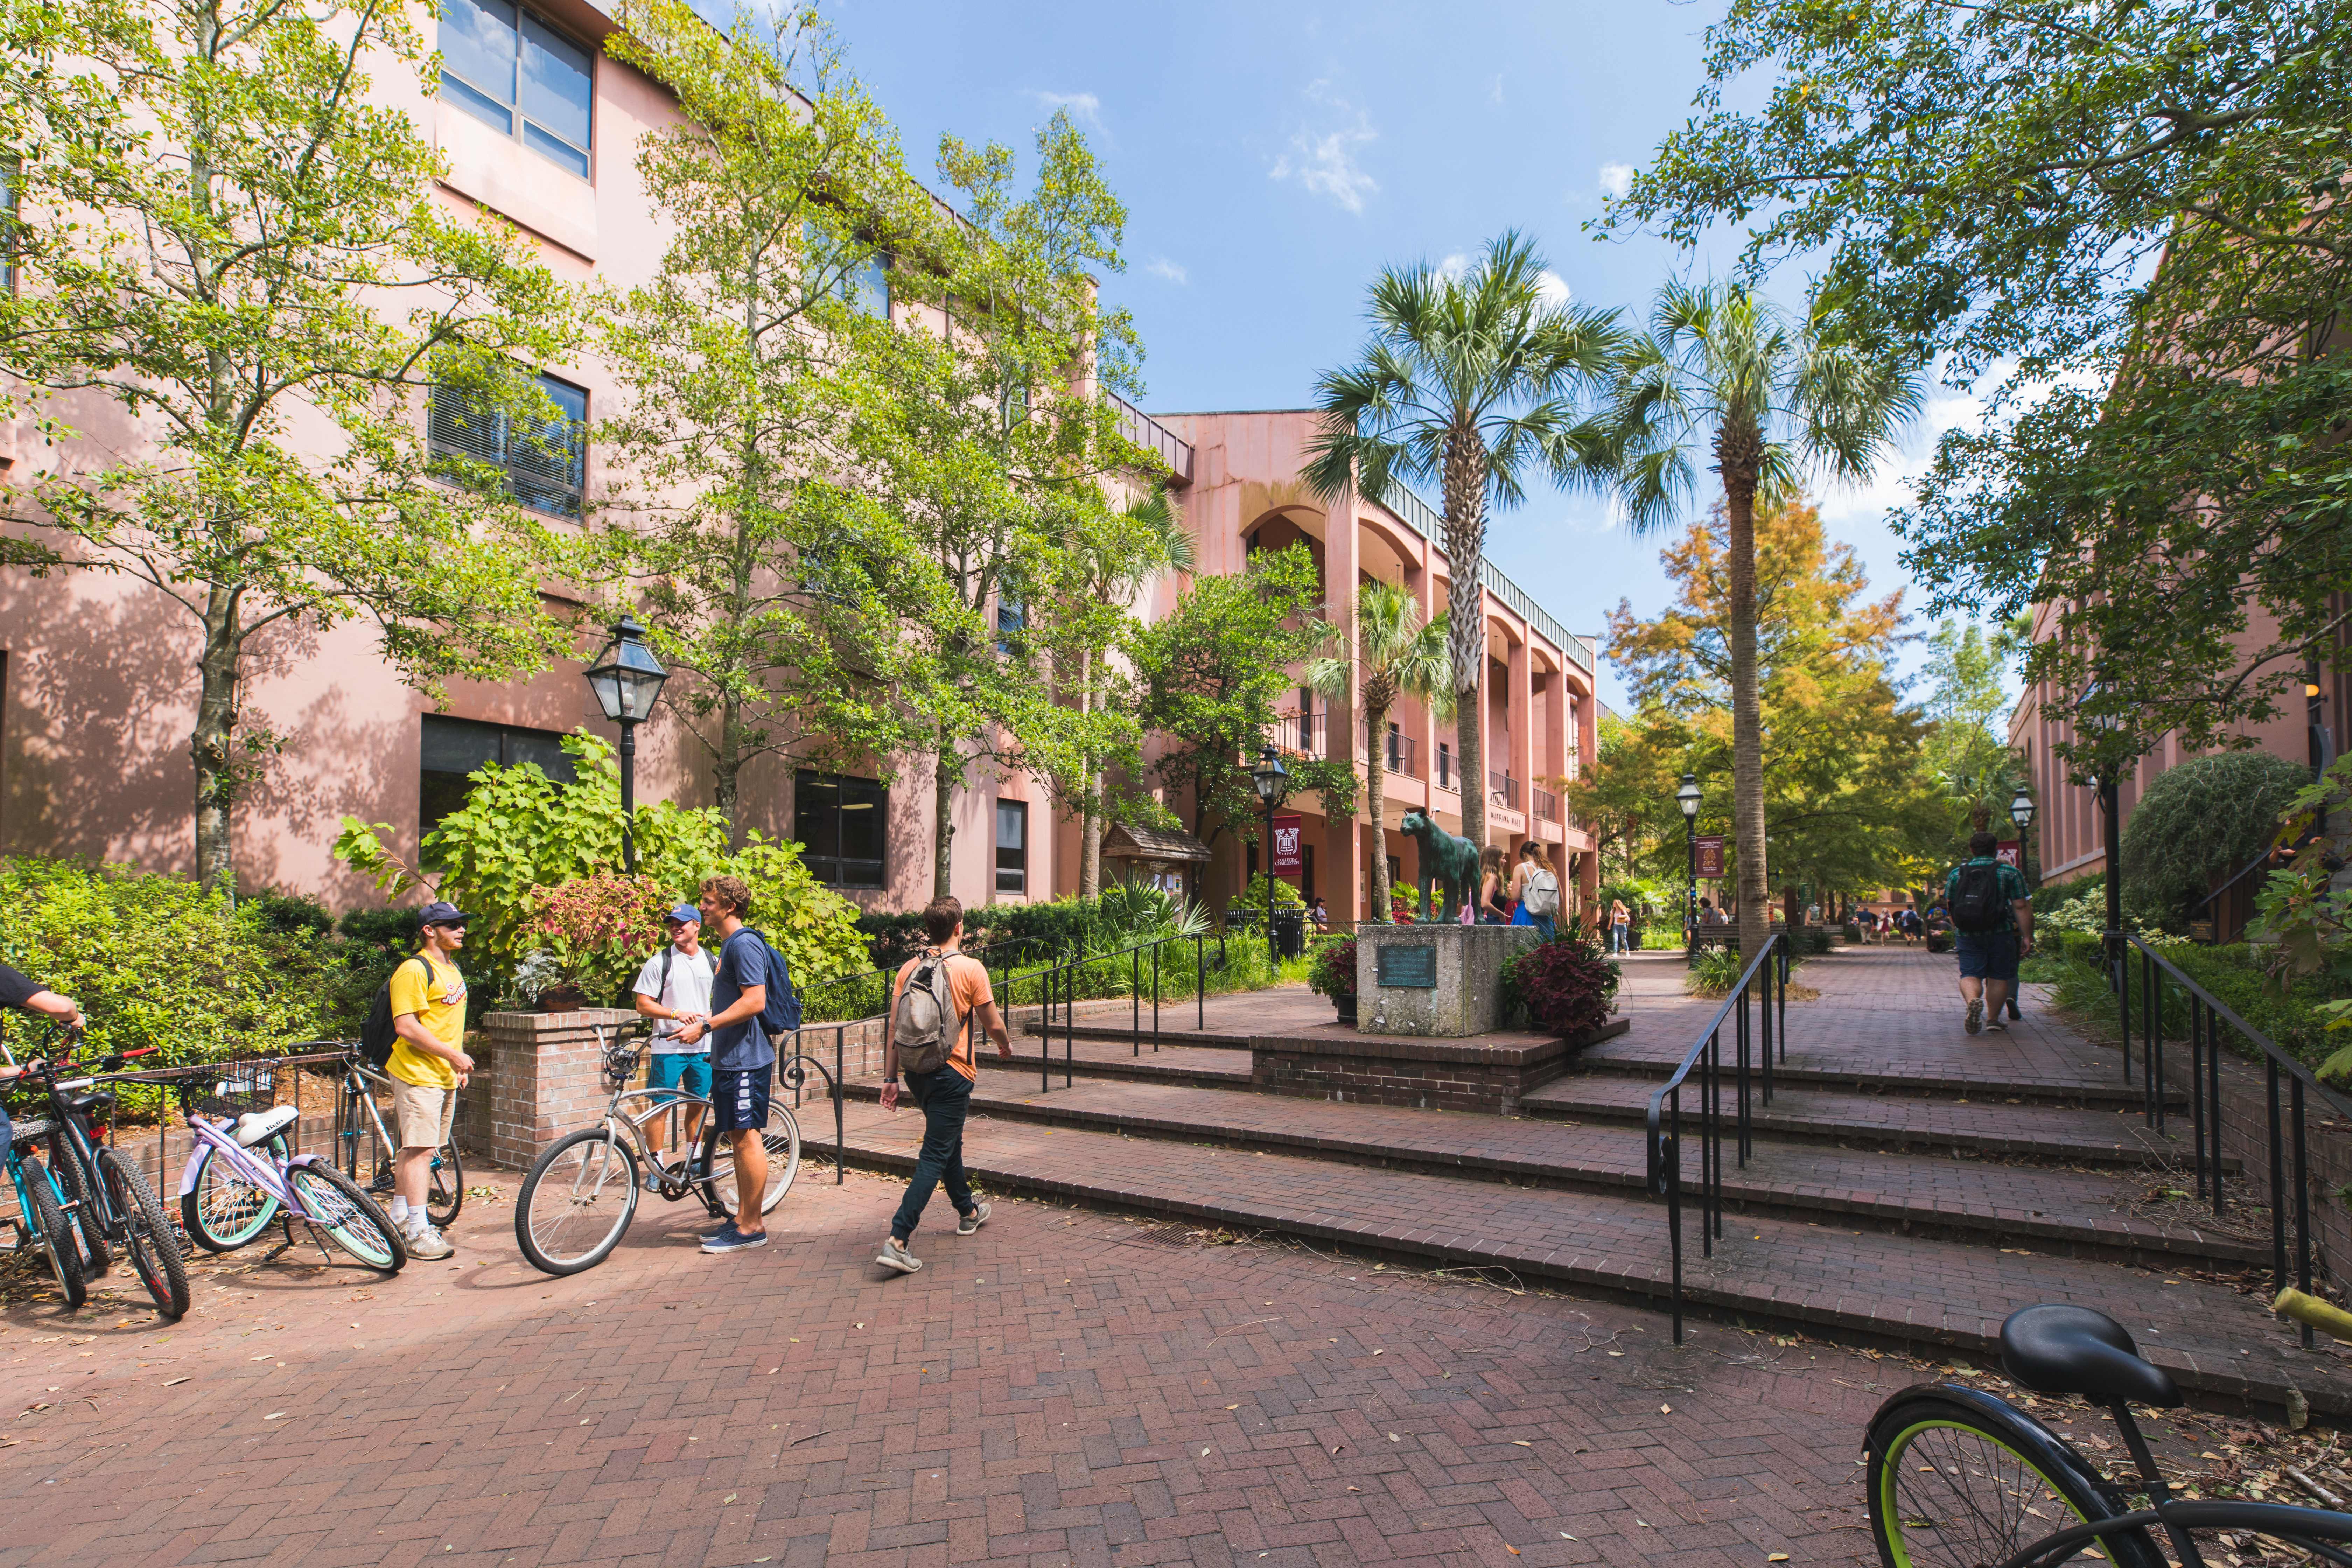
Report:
530,874,672,958
1505,929,1621,1041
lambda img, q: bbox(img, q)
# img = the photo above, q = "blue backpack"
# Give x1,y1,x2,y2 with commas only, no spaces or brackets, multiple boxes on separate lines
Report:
723,927,802,1036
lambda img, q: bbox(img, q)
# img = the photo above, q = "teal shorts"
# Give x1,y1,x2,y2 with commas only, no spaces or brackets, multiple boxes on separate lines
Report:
648,1050,711,1100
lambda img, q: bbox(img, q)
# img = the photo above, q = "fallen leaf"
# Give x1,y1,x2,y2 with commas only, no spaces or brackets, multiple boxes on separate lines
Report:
1607,1350,1625,1357
265,1412,287,1420
1506,1549,1520,1557
1561,1534,1576,1541
1200,1448,1210,1457
1770,1556,1790,1563
1637,1519,1651,1527
1511,1440,1532,1448
1346,1486,1360,1493
1331,1444,1344,1454
1387,1433,1400,1442
163,1378,190,1387
1373,1349,1384,1355
768,1367,779,1374
723,1493,737,1504
1225,1405,1238,1411
1661,1404,1672,1414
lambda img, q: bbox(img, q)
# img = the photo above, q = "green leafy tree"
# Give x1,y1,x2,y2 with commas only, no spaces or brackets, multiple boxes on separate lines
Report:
1607,0,2352,758
1302,232,1621,854
1918,616,2031,856
592,0,931,834
1589,281,1923,959
2121,752,2312,926
0,0,580,889
1307,580,1451,920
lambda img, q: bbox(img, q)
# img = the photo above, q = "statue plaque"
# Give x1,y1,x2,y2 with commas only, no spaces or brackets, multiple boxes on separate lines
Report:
1374,945,1438,989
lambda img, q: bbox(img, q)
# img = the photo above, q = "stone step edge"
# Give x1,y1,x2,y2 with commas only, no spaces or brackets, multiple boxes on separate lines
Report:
1569,1058,2185,1108
834,1079,2264,1269
1022,1022,1256,1051
826,1130,2334,1420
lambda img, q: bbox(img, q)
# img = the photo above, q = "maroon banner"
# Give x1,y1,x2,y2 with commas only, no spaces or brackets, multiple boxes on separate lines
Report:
1271,813,1304,879
1996,839,2022,869
1694,834,1725,879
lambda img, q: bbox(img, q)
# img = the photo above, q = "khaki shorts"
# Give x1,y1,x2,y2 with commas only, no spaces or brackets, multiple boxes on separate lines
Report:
392,1078,457,1150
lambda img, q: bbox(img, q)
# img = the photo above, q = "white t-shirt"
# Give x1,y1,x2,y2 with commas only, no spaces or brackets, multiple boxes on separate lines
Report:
632,944,716,1052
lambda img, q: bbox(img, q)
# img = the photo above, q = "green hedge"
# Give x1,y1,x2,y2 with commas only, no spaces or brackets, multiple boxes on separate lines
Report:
2046,934,2350,1068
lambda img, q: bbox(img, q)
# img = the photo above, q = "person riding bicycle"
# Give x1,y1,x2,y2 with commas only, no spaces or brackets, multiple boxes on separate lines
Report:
0,962,86,1148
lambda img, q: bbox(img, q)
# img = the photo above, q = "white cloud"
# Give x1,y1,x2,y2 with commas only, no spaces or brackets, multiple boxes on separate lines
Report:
1598,162,1635,200
1144,257,1188,285
1025,90,1104,132
1489,74,1504,105
1269,82,1379,214
1437,251,1472,280
1535,269,1573,309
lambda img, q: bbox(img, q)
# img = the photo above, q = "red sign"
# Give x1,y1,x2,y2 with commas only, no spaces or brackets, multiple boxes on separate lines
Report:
1694,834,1726,879
1996,839,2022,869
1271,814,1304,879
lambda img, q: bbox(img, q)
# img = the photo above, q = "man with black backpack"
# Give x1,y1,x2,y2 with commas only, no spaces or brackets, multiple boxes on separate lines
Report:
673,874,786,1255
874,897,1011,1276
1945,831,2033,1035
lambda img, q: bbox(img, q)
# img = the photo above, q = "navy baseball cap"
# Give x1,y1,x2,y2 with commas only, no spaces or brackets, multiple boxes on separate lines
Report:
418,900,471,927
665,904,700,924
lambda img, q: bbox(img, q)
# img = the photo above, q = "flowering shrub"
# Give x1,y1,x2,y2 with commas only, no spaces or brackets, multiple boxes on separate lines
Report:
525,873,673,1002
1503,930,1620,1041
1307,937,1358,999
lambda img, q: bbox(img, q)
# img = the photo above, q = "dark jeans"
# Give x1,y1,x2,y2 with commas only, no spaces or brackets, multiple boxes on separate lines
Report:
890,1067,975,1242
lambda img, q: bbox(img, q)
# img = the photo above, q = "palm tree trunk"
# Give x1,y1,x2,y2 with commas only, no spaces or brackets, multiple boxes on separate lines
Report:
1719,420,1769,965
1364,699,1391,919
1442,434,1490,864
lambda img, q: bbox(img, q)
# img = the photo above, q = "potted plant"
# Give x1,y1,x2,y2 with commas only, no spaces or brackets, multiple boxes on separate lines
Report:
521,873,671,1012
1307,936,1359,1026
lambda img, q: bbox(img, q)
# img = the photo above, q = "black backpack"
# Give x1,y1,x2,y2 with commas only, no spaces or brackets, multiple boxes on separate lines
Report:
1949,862,2009,934
358,954,436,1068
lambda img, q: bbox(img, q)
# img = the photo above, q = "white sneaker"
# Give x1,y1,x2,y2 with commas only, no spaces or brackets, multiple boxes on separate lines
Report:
405,1222,453,1260
874,1236,922,1274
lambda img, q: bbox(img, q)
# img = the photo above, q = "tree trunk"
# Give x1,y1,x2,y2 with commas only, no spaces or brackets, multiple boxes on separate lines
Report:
1441,430,1490,860
1718,417,1770,966
713,688,742,849
1364,697,1391,920
190,586,242,893
932,727,957,903
1078,646,1101,897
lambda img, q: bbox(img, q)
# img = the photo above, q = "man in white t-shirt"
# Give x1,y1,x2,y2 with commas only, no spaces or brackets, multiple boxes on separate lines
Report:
633,904,717,1186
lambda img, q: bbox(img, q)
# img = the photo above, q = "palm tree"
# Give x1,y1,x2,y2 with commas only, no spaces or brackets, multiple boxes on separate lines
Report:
1308,581,1453,920
1303,232,1620,856
1067,490,1196,895
1593,279,1924,961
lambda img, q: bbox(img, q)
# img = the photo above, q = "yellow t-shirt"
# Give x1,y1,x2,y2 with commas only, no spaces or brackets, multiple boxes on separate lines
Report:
388,951,466,1089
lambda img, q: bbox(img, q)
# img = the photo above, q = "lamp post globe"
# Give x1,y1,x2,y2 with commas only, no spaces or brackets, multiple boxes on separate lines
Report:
584,615,669,873
1677,773,1701,962
1250,744,1288,962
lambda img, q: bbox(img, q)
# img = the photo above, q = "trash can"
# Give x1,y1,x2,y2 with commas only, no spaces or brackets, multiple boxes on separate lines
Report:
1273,909,1306,958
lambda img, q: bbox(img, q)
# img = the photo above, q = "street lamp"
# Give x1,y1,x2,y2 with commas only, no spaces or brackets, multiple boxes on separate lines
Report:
1676,773,1702,962
2079,678,2129,982
584,614,669,873
1250,744,1289,962
2009,784,2037,892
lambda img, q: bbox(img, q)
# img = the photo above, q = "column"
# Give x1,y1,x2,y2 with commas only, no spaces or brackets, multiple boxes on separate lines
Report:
1323,486,1364,923
1508,632,1533,847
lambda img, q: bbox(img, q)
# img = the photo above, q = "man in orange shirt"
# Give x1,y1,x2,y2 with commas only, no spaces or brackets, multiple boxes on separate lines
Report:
875,897,1011,1274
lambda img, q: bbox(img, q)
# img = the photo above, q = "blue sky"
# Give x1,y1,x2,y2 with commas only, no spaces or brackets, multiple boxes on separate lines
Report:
828,0,1991,710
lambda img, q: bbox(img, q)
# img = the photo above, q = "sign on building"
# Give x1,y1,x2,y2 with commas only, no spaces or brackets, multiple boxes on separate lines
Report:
1695,834,1725,879
1996,839,2022,869
1272,813,1304,879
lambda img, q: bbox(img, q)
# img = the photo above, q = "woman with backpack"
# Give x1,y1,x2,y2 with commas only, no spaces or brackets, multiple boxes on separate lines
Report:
1509,842,1560,941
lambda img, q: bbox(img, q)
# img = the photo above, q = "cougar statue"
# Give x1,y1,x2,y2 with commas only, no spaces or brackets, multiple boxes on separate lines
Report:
1398,810,1482,923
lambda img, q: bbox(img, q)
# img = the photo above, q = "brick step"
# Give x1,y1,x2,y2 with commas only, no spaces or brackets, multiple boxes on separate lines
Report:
825,1100,2346,1419
1522,1074,2230,1171
1021,1021,1256,1052
835,1076,2264,1269
988,1040,1254,1087
1573,1043,2182,1110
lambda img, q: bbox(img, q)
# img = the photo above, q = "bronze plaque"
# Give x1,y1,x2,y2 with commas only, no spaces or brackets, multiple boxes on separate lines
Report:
1375,945,1438,988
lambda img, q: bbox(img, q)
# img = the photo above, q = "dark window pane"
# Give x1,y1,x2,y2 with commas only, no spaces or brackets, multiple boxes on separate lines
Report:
995,801,1026,893
502,729,576,783
428,382,504,464
440,0,518,107
797,770,883,888
421,714,505,775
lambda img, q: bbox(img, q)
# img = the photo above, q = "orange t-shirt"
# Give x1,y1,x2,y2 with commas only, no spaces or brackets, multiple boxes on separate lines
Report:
891,951,994,1081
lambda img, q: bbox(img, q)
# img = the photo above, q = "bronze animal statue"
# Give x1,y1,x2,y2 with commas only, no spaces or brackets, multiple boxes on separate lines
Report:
1399,809,1482,923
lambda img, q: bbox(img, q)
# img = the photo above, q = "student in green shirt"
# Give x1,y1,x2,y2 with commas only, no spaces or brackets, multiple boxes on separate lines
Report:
1944,832,2034,1036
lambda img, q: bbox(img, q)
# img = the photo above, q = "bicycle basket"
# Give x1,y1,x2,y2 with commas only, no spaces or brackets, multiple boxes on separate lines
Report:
208,1059,280,1113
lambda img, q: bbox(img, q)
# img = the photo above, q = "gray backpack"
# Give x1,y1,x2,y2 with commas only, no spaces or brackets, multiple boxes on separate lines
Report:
891,952,964,1076
1524,868,1560,917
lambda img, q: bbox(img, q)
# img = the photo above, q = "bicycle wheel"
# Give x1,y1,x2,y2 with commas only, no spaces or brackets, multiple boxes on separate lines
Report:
516,1129,638,1276
285,1163,407,1272
697,1100,801,1218
19,1157,87,1311
53,1140,111,1274
424,1138,463,1231
98,1149,189,1319
1866,1390,2166,1568
181,1136,286,1252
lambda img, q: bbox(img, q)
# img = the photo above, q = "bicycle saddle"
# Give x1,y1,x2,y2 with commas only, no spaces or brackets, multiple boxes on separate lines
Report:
65,1092,112,1117
1999,1304,2183,1408
232,1105,300,1147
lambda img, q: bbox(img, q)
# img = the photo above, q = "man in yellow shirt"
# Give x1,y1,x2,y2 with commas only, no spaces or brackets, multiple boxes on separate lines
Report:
388,901,473,1260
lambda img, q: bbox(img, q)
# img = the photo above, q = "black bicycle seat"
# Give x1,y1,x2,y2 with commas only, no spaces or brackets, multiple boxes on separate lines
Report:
2000,1304,2183,1409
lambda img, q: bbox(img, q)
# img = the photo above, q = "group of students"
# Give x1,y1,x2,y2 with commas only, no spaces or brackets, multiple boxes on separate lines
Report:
1474,841,1563,937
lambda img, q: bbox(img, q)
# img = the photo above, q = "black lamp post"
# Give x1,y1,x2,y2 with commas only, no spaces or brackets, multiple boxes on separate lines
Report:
2009,784,2037,892
1251,743,1288,964
1677,772,1702,962
2079,679,2127,985
584,614,669,873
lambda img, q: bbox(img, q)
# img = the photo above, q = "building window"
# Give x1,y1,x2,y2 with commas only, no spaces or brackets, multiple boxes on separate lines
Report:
420,715,577,852
439,0,594,178
0,155,18,294
796,771,886,889
848,251,889,317
996,597,1025,657
995,800,1028,894
429,370,588,519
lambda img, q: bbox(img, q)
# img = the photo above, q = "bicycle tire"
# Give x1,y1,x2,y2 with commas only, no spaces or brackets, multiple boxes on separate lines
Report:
424,1139,463,1231
180,1135,287,1252
20,1157,87,1311
515,1129,638,1276
696,1100,801,1219
286,1163,407,1273
52,1137,111,1274
99,1149,190,1319
1865,1386,2166,1568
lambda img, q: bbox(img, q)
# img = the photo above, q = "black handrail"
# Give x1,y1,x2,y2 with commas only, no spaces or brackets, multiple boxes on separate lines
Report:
2109,932,2352,1346
2189,844,2295,943
1646,930,1788,1345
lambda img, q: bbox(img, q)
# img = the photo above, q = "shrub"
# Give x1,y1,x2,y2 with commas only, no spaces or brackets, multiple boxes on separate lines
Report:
1236,873,1306,915
2122,752,2312,925
1504,931,1620,1040
519,873,673,1003
1308,937,1358,999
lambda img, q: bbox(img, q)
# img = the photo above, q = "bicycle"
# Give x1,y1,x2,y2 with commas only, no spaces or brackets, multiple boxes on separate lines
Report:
4,1093,91,1312
326,1044,462,1231
513,1022,800,1276
8,1028,190,1318
1865,1297,2352,1566
165,1066,408,1272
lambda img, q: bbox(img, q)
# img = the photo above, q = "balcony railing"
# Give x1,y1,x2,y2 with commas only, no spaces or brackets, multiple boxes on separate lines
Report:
1270,708,1328,759
1384,733,1418,779
1490,771,1522,810
1533,787,1560,824
1435,747,1458,791
1105,391,1195,486
1371,479,1594,673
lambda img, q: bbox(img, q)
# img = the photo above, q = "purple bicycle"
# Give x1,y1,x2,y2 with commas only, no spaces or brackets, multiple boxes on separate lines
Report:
170,1068,408,1273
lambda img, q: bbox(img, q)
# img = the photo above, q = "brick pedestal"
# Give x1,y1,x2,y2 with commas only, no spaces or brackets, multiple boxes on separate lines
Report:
469,1008,638,1172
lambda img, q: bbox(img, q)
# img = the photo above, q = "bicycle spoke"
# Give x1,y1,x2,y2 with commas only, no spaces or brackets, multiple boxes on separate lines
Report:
1885,1424,2088,1567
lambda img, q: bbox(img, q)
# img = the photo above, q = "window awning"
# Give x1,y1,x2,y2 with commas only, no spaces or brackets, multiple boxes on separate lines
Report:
1100,823,1212,864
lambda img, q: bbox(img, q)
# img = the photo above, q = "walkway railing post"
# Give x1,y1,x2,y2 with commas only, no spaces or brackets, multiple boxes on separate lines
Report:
2269,1055,2287,1297
2190,995,2208,1203
1132,947,1140,1057
2208,1006,2225,1219
1666,1092,1684,1344
1196,935,1205,1032
1042,965,1054,1096
2294,1073,2314,1349
833,1025,845,1184
2118,935,2133,1083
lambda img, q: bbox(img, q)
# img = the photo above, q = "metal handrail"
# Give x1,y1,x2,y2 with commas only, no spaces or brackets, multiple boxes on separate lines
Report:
1645,930,1788,1344
2188,841,2303,943
2110,932,2352,1344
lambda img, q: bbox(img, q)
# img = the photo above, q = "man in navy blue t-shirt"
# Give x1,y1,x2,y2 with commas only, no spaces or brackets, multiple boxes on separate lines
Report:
673,875,772,1254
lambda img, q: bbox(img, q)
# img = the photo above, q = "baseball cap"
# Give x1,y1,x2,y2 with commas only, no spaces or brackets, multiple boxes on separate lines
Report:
665,904,700,924
418,900,471,928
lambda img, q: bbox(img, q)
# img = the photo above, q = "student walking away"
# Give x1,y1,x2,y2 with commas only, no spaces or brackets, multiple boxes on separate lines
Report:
1947,831,2033,1036
1512,842,1560,941
874,897,1013,1275
0,964,85,1149
677,875,785,1255
632,904,716,1190
387,902,473,1259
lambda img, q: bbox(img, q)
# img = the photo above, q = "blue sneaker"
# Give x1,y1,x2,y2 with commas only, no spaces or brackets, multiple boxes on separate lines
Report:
701,1225,768,1254
698,1219,733,1242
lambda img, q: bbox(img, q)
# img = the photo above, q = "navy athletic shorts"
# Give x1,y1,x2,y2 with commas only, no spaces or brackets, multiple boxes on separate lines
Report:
710,1065,772,1133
